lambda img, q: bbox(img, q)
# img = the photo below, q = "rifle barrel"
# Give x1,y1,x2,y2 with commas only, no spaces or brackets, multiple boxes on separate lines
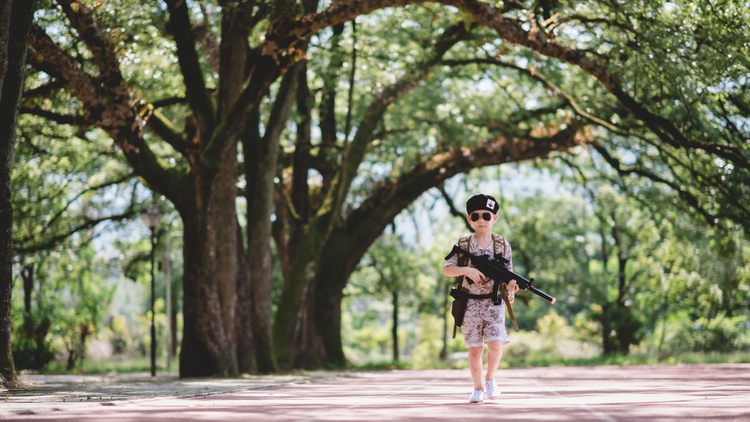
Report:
529,285,556,304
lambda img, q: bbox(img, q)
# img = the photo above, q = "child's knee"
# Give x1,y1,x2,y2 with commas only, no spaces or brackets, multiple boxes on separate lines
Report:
486,341,502,352
468,346,484,358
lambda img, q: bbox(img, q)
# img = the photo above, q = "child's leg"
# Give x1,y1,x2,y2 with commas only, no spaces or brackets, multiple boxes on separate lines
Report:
484,340,503,382
467,345,485,390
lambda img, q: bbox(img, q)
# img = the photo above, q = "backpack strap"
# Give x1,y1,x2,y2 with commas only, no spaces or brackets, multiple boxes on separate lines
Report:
455,235,471,287
493,234,519,332
492,233,505,257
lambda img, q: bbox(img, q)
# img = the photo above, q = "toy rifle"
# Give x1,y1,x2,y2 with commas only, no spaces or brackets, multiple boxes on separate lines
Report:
444,244,557,305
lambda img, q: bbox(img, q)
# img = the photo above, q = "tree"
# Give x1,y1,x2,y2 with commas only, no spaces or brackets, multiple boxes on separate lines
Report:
366,228,422,362
588,188,646,354
19,0,750,374
22,0,582,375
567,1,750,230
268,4,586,369
1,0,38,388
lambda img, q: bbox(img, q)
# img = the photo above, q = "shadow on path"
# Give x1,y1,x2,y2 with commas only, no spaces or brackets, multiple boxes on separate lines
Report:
2,364,749,421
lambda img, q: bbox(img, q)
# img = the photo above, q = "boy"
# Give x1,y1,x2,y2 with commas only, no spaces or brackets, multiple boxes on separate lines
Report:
443,193,519,403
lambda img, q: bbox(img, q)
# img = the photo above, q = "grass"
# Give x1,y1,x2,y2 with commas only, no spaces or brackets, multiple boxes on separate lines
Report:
37,356,156,375
508,350,750,368
345,350,750,371
24,350,750,376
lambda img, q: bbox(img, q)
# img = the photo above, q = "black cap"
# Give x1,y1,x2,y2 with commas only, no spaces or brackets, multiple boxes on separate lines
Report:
466,194,499,214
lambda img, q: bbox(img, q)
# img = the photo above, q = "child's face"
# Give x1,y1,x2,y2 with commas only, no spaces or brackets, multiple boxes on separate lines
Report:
467,211,497,233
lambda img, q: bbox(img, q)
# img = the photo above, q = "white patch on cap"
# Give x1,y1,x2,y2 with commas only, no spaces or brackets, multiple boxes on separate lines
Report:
486,198,496,210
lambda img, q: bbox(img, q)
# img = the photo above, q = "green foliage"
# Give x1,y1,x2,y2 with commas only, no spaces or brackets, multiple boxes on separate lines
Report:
106,315,131,355
346,165,748,366
593,303,644,355
657,311,750,354
11,242,119,371
12,112,141,258
40,356,156,375
410,314,460,369
11,316,55,370
344,220,449,363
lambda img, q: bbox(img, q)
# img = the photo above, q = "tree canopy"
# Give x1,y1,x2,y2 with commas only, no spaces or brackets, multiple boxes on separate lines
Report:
5,0,749,377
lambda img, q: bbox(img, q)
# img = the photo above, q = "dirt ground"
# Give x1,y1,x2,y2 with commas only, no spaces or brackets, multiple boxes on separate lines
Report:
2,363,749,421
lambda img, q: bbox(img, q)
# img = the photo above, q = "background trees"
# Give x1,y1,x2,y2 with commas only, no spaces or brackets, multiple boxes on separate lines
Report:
5,0,749,378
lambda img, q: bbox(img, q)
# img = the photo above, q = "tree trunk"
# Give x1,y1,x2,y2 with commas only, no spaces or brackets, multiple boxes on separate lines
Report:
310,233,362,368
235,219,255,374
313,270,345,367
273,217,329,369
171,146,258,378
212,144,240,370
600,303,616,355
392,291,399,362
179,204,238,377
244,153,275,373
440,281,449,360
297,275,327,369
21,265,32,315
304,225,385,368
276,222,355,369
0,0,37,388
243,62,301,373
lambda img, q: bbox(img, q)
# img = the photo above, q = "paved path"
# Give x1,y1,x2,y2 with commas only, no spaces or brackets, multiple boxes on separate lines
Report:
2,364,749,421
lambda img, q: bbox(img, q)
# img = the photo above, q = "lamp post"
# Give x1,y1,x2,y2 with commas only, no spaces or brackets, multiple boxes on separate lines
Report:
164,232,172,374
141,204,162,377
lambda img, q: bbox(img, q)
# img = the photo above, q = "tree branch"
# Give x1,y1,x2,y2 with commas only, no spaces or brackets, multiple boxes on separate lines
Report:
15,172,138,253
163,0,216,139
322,20,474,226
18,106,85,127
146,109,187,156
590,141,715,224
29,5,186,208
346,124,586,247
437,185,473,233
28,24,100,124
55,0,125,97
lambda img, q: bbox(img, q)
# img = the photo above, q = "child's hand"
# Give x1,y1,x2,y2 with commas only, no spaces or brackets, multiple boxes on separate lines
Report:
507,279,520,292
464,267,486,283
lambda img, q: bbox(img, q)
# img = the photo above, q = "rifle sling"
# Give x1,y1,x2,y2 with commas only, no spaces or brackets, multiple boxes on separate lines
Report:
499,283,519,332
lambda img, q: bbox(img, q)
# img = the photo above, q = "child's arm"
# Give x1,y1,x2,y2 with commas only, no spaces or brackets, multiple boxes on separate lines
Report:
443,264,486,283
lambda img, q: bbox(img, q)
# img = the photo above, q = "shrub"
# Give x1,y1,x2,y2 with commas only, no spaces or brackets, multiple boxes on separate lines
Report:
669,312,750,353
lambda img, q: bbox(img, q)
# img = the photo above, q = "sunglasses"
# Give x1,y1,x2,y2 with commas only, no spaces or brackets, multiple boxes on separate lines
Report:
470,212,493,222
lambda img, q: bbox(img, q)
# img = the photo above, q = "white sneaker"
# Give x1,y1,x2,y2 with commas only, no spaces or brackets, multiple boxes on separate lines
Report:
469,389,484,403
485,379,501,399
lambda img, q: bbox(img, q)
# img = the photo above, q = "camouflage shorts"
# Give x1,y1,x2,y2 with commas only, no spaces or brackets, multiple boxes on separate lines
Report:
461,299,510,348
